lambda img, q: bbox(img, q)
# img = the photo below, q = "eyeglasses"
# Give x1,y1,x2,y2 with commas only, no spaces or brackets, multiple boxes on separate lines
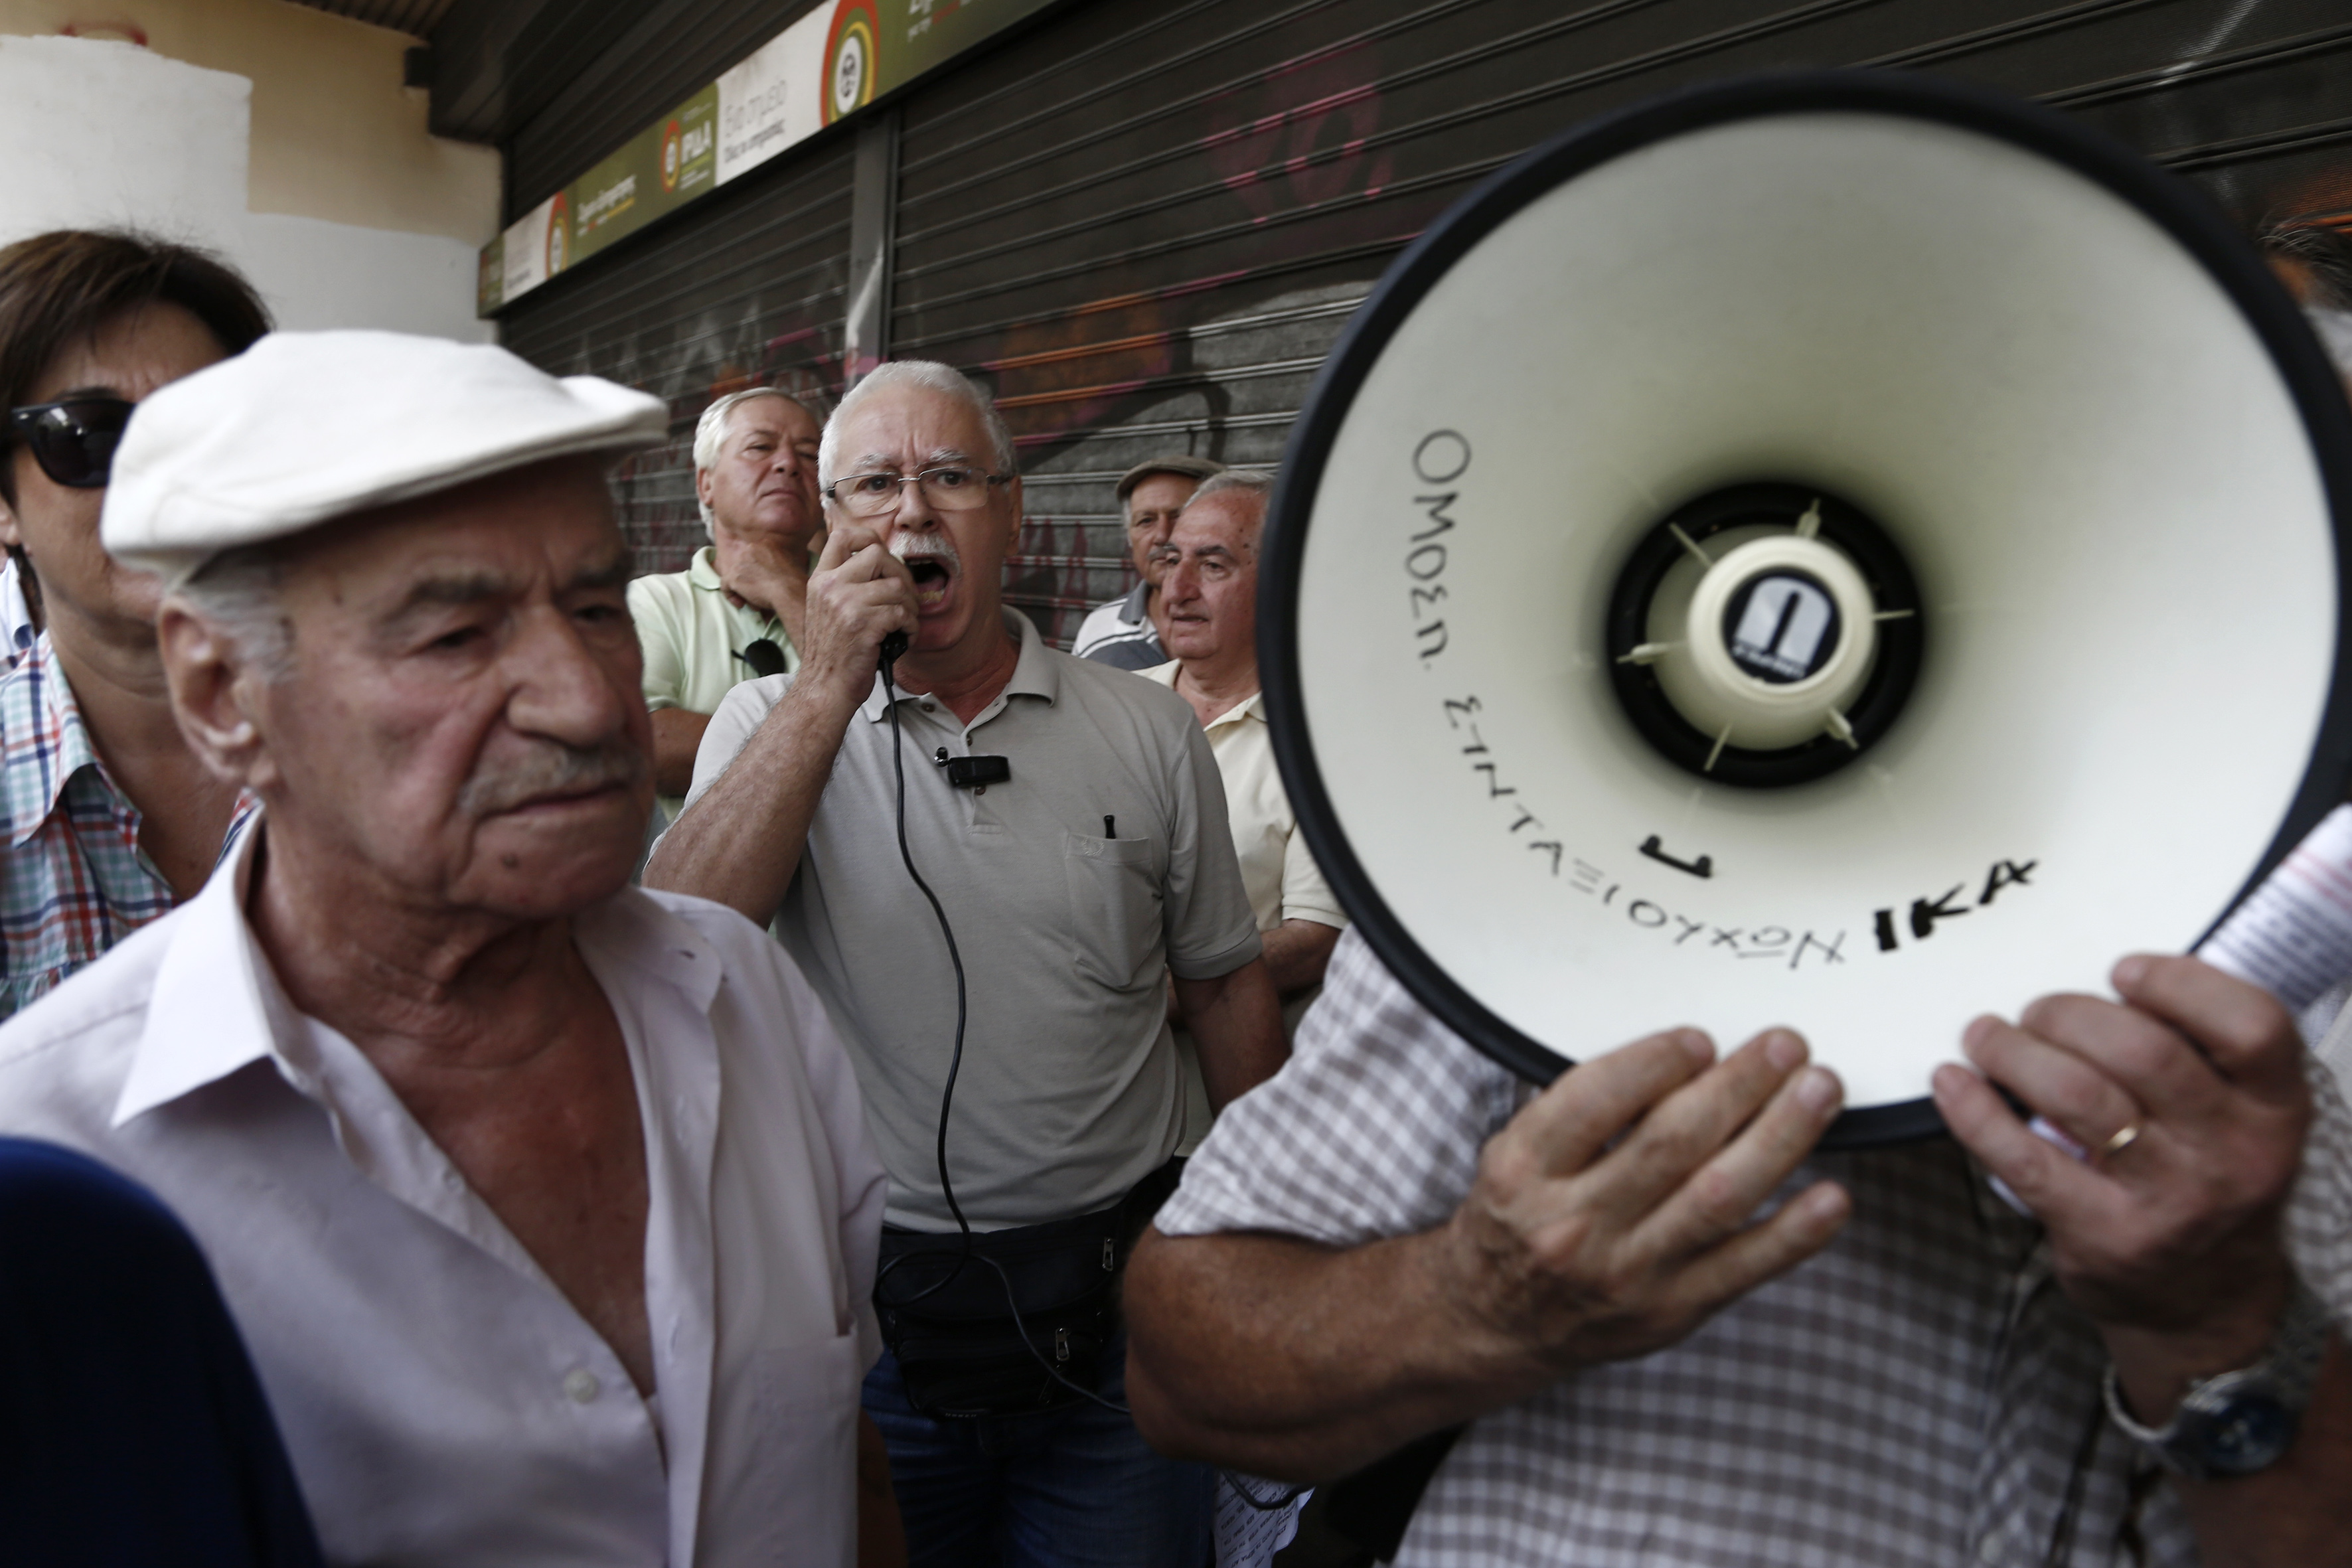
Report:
7,397,135,489
821,465,1010,518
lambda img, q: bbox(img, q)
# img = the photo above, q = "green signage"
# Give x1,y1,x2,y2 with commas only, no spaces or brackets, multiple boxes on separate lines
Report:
481,0,1054,315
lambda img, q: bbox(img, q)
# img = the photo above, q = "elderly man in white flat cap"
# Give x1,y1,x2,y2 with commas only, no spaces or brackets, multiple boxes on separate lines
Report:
0,331,902,1568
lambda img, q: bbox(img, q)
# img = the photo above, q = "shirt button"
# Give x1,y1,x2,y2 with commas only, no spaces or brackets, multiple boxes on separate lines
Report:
920,698,936,710
973,785,986,795
441,1169,463,1192
564,1368,601,1405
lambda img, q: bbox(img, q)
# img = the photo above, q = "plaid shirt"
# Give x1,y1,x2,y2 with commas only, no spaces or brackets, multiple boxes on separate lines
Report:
0,636,256,1018
1158,927,2352,1567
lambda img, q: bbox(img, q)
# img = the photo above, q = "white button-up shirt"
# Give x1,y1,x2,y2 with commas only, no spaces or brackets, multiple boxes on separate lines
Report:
0,826,888,1567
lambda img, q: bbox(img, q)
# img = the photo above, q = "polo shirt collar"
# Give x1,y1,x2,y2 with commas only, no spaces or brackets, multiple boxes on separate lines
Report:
687,545,725,592
1118,579,1151,625
0,635,105,850
859,609,1059,722
1206,689,1267,732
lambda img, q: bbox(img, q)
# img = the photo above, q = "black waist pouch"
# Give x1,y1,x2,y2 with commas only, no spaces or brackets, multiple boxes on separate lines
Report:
875,1160,1181,1421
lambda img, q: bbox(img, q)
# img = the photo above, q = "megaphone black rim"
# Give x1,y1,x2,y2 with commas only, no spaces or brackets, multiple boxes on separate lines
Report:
1259,68,2352,1150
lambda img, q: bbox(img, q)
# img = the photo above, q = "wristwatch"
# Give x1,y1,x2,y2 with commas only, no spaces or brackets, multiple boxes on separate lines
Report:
2101,1278,2333,1480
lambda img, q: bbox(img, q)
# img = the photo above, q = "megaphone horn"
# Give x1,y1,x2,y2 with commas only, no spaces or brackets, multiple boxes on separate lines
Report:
1263,70,2352,1146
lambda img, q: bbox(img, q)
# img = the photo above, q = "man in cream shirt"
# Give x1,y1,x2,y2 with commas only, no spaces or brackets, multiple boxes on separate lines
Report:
0,332,897,1567
1140,471,1346,1159
1142,471,1346,1022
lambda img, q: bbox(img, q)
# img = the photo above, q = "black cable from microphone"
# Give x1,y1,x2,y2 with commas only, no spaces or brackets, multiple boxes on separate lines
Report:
873,627,1131,1415
875,627,1312,1510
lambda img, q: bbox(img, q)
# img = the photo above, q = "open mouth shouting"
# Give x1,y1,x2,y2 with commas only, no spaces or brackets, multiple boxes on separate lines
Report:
892,534,962,613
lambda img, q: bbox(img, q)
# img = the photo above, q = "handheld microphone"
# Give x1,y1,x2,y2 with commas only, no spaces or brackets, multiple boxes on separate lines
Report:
879,629,909,688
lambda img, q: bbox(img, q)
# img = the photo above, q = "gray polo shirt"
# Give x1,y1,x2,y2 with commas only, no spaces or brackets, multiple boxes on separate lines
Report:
684,611,1262,1231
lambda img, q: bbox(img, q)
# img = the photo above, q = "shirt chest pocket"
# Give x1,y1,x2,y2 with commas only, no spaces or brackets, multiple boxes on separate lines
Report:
1062,831,1164,992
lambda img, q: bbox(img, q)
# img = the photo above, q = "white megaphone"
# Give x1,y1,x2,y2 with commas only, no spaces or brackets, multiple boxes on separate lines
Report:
1261,71,2352,1146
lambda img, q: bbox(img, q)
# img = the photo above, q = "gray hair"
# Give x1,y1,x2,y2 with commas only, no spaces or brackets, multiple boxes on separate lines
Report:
819,360,1016,489
1180,469,1275,520
692,387,819,537
171,542,295,683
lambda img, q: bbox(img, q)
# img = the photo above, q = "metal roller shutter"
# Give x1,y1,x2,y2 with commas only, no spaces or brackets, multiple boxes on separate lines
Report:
500,0,830,222
497,139,859,573
885,0,2352,649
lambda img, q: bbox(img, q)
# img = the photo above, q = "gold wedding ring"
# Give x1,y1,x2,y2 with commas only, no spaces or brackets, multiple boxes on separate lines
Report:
2097,1122,2144,1160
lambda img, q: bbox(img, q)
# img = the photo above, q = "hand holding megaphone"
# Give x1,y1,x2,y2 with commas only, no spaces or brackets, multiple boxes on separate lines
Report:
1973,804,2352,1217
1934,947,2312,1441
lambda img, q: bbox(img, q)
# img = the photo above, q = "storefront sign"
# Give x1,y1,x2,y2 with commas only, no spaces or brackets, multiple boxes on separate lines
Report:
479,0,1054,315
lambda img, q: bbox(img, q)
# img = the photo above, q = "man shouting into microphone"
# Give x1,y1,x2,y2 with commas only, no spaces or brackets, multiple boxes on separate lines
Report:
1125,930,2352,1565
646,360,1287,1567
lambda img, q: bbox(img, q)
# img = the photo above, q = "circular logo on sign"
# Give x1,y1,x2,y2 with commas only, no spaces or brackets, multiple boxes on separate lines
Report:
823,0,880,125
661,118,682,193
544,192,571,276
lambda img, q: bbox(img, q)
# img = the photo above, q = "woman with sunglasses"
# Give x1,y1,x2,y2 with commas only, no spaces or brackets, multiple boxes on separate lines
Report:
0,230,271,1018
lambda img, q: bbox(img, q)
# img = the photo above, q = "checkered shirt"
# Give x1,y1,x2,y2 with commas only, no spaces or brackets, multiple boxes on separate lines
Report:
0,636,256,1018
1156,927,2352,1567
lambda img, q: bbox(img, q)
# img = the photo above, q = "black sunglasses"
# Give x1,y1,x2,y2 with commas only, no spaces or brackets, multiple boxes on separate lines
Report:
6,396,135,489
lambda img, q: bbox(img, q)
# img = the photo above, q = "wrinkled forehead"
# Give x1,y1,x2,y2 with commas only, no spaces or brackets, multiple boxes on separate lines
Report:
834,386,990,470
275,457,628,622
724,392,821,445
1172,491,1265,553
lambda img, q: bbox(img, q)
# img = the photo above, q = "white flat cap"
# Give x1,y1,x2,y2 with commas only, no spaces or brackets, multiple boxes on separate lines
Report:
102,329,670,584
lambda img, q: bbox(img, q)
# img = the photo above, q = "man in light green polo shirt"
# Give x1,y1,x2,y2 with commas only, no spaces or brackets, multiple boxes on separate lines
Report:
628,387,823,822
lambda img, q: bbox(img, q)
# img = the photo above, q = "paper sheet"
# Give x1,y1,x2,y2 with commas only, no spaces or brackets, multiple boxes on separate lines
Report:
1214,1474,1308,1568
2198,804,2352,1009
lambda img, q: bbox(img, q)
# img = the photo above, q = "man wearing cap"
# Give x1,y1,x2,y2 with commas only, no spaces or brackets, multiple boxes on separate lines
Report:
630,387,825,823
0,331,898,1568
1070,455,1222,669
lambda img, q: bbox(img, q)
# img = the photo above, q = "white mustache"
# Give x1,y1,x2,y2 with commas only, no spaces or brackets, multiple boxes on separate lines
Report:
891,532,962,580
456,742,646,816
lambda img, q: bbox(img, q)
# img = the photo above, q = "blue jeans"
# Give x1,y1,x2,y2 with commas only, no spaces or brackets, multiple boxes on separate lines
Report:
863,1334,1213,1568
